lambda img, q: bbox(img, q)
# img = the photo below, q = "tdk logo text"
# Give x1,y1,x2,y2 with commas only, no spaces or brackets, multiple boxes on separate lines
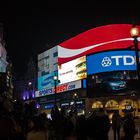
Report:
87,51,140,75
101,55,136,67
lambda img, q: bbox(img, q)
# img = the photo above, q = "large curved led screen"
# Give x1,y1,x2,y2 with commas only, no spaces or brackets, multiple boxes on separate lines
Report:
87,50,140,75
86,50,139,97
87,70,138,97
58,24,140,64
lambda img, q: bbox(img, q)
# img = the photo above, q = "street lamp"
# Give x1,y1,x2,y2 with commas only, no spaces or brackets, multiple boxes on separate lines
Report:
28,81,32,86
73,93,78,111
53,73,58,107
28,81,32,99
130,26,140,94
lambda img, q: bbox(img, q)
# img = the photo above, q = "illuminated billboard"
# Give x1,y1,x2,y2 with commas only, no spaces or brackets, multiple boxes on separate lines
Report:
38,72,58,91
58,56,87,84
86,70,138,97
86,50,140,97
35,80,82,97
87,50,140,75
58,24,140,64
38,46,58,77
37,47,58,90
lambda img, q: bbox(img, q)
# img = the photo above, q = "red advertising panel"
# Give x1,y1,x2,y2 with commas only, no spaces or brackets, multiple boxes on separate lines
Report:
58,24,140,64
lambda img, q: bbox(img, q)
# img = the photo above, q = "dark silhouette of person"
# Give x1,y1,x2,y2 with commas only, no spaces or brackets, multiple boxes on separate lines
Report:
86,110,97,140
112,111,122,140
94,108,110,140
123,113,136,140
77,115,87,140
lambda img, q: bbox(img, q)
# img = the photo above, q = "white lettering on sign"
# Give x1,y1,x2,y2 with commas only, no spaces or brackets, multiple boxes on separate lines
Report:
111,55,135,66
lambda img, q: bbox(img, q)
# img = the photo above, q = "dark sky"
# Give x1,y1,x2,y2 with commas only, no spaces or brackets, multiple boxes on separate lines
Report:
0,1,140,79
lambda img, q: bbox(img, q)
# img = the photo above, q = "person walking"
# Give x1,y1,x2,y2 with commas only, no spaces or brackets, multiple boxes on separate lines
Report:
123,113,136,140
112,111,122,140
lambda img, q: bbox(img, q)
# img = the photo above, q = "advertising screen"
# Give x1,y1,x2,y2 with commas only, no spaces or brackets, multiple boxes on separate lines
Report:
38,72,58,91
87,70,138,97
35,80,82,97
87,50,140,75
38,46,58,77
86,50,139,97
58,24,140,64
37,46,58,90
58,56,87,84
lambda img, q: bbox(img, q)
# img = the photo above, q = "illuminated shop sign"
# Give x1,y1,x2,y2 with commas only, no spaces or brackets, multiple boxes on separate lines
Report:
58,24,140,64
44,104,54,109
35,80,81,97
87,50,140,75
58,56,87,84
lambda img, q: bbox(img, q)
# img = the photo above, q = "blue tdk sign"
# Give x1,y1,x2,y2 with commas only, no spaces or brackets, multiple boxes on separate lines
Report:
87,50,140,75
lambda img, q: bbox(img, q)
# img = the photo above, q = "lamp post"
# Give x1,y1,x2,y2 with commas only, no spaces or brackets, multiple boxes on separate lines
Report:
73,93,78,112
53,73,58,108
28,81,32,99
130,26,140,94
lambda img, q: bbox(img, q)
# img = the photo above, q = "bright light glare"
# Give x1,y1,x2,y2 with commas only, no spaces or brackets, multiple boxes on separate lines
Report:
130,27,139,37
28,82,32,85
53,76,57,81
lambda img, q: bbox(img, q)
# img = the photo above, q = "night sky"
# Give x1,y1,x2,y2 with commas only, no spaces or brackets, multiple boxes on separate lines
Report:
0,1,140,79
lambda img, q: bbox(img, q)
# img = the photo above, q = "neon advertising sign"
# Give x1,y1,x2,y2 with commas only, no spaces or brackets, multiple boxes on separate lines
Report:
57,24,140,64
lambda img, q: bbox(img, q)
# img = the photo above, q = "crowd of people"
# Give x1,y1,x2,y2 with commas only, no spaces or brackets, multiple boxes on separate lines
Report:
0,94,138,140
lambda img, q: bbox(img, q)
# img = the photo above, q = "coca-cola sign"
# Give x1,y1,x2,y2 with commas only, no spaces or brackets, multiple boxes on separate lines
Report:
58,24,140,64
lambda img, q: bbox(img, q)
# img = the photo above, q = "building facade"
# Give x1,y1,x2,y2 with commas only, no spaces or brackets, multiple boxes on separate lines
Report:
0,23,13,97
14,57,37,102
36,24,140,118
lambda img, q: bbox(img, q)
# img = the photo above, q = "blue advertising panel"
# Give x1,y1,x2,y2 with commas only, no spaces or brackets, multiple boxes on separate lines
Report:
87,50,140,75
38,71,58,91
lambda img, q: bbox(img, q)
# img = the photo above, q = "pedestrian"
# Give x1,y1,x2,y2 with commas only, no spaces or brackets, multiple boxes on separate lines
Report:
86,110,96,140
77,115,87,140
123,113,136,140
94,108,110,140
112,111,122,140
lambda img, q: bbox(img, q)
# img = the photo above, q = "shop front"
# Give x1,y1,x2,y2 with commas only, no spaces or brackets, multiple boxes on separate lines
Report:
88,96,140,120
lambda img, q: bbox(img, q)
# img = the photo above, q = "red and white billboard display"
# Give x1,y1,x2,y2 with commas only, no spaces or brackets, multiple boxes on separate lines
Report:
58,56,87,84
58,24,140,64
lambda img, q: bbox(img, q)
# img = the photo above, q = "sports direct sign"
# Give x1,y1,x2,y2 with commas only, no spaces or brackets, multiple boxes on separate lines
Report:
35,80,82,97
57,24,140,64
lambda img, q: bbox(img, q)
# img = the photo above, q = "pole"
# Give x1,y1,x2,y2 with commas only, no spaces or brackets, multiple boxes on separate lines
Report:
54,79,57,108
133,36,140,94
